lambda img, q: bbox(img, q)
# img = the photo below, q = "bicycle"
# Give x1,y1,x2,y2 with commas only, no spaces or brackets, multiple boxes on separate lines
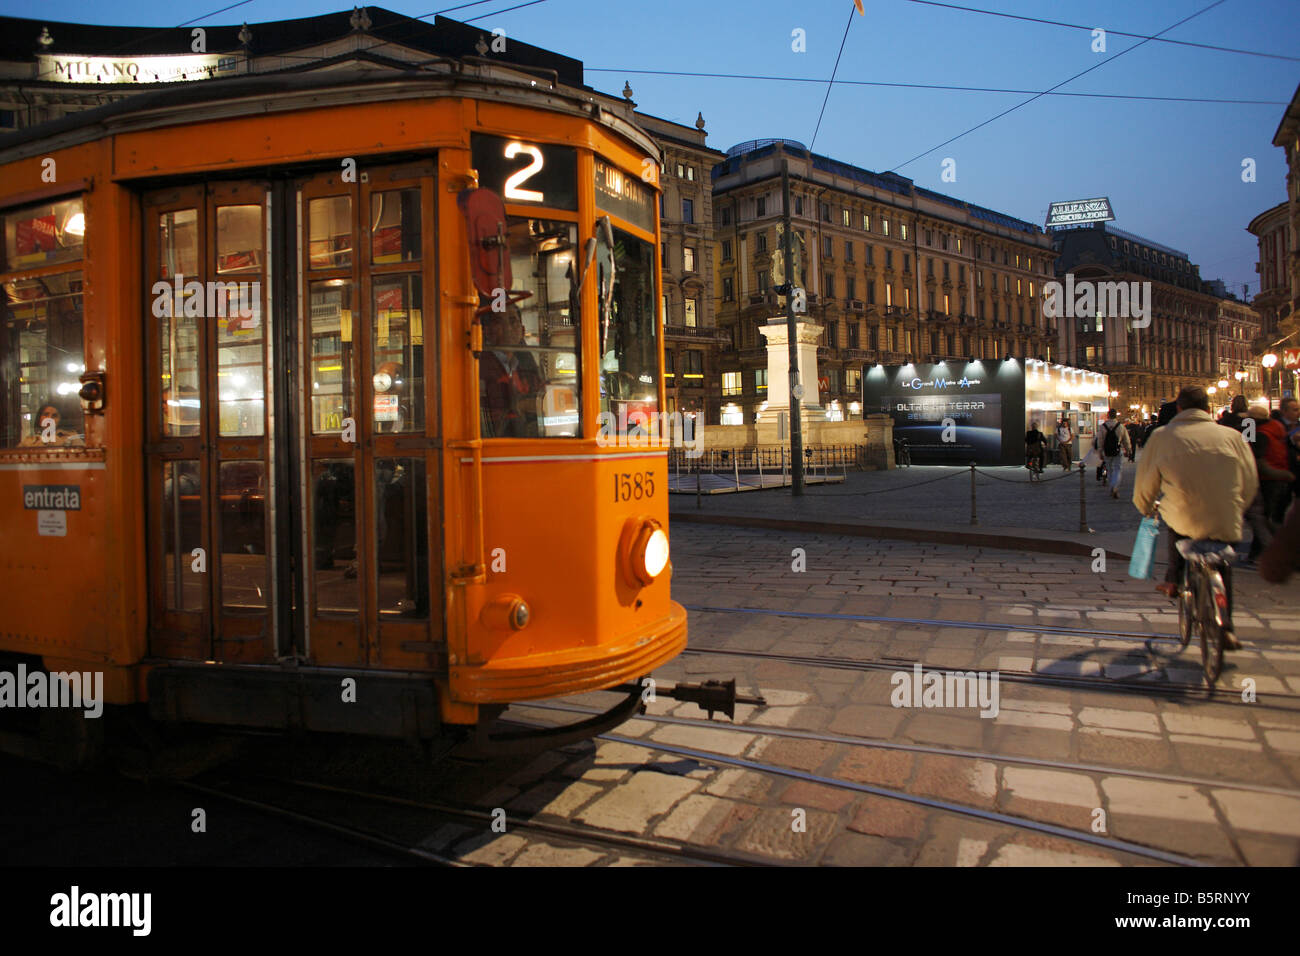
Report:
1174,538,1235,685
1025,446,1044,481
893,438,911,468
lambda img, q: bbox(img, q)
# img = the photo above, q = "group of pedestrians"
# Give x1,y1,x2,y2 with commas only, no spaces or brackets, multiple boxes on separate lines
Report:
1129,386,1300,653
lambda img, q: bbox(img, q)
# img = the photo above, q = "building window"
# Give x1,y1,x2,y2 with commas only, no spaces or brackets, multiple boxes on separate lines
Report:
846,368,861,393
943,261,950,279
941,235,949,251
845,240,854,262
959,264,965,283
684,297,697,327
758,269,769,293
722,239,732,261
904,288,911,309
1003,250,1008,265
683,350,703,380
795,196,804,216
661,242,668,268
756,232,768,253
849,323,860,347
1016,278,1022,295
842,208,850,227
883,218,890,236
823,236,833,257
827,321,838,347
1026,256,1032,270
686,166,696,181
755,369,768,391
721,207,732,227
722,371,742,396
903,254,911,272
867,280,875,304
863,213,871,231
885,283,893,307
943,293,950,314
825,274,835,298
900,223,908,241
927,257,934,276
885,249,894,269
847,277,856,299
821,202,831,222
869,327,879,350
956,238,962,253
925,229,933,246
977,270,983,288
676,162,685,178
1003,275,1010,293
1028,281,1034,298
865,244,874,265
722,276,734,301
682,198,694,224
756,196,766,217
684,246,696,272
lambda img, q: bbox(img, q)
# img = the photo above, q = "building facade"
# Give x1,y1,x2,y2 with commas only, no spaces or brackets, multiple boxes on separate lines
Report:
1213,292,1264,402
711,140,1056,426
1051,222,1218,418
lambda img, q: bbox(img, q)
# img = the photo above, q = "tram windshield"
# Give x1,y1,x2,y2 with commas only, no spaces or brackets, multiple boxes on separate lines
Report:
478,217,581,438
598,227,658,431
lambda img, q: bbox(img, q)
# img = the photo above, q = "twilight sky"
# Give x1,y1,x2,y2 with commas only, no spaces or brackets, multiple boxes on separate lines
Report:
8,0,1299,297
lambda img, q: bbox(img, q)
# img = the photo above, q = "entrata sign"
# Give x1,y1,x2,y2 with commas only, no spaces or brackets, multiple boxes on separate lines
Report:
1046,197,1115,228
38,53,241,84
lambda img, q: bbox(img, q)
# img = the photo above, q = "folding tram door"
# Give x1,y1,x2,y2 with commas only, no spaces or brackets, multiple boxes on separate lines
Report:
144,161,442,672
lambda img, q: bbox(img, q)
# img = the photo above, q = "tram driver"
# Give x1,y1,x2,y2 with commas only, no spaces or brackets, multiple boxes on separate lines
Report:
479,303,543,438
20,401,83,446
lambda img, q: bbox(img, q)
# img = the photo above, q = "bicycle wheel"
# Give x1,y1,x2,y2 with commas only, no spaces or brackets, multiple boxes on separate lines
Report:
1176,574,1195,649
1199,570,1226,684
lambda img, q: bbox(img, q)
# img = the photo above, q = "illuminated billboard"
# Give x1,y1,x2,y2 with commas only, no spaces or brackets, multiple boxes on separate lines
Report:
1045,197,1115,229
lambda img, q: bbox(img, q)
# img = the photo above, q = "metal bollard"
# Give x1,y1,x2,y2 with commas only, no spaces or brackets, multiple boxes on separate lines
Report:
734,453,740,492
970,462,978,526
1078,461,1089,532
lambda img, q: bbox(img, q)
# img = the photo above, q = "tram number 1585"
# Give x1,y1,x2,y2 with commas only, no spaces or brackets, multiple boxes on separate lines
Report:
614,471,655,501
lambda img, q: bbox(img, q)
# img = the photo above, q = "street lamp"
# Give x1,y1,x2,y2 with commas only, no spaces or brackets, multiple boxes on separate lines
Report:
1262,353,1278,411
1217,379,1229,390
1234,369,1247,397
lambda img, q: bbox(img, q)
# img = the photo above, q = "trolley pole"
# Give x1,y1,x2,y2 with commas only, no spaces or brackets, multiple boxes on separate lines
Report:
780,158,805,496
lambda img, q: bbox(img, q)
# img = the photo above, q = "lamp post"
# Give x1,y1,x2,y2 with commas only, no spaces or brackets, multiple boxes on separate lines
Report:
1235,369,1246,397
1262,353,1278,411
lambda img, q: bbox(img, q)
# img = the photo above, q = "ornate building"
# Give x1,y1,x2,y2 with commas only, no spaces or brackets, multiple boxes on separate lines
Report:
1052,223,1217,417
1212,291,1263,402
711,140,1055,425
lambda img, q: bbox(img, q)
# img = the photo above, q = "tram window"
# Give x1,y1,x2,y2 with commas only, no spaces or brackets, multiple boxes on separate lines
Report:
2,271,85,448
312,459,358,615
158,208,198,278
371,275,424,433
375,457,428,618
215,270,265,437
598,227,658,431
308,196,353,269
162,460,202,612
478,219,581,438
215,205,262,273
219,460,267,611
2,197,84,272
371,189,421,264
309,279,354,433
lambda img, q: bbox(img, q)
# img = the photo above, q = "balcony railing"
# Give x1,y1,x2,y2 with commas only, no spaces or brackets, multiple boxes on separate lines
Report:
664,324,732,342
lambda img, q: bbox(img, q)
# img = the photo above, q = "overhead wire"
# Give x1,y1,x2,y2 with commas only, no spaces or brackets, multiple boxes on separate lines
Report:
809,4,859,152
885,0,1232,172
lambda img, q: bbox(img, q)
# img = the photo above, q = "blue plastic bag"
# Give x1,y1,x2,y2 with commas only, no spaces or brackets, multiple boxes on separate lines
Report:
1128,515,1160,579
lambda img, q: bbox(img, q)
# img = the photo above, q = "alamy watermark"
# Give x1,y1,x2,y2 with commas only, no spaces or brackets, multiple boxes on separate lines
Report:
0,664,103,718
151,274,261,321
1043,273,1151,329
596,408,703,458
890,662,999,718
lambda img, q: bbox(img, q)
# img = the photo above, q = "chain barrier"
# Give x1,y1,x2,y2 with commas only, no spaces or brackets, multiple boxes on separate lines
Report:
973,465,1077,485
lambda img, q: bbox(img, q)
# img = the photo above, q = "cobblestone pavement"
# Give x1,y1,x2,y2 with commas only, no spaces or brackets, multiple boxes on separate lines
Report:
405,523,1300,867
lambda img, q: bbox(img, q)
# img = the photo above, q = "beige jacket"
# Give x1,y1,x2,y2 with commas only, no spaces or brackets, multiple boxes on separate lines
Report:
1132,409,1258,541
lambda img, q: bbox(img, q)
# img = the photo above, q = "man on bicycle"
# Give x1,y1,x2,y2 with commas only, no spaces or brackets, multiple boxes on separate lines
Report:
1025,420,1047,477
1132,385,1257,650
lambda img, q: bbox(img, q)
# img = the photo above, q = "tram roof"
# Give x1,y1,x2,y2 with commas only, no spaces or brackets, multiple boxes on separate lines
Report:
0,65,661,165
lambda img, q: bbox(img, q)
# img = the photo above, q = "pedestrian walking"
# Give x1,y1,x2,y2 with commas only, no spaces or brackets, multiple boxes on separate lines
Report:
1248,404,1295,533
1094,408,1132,499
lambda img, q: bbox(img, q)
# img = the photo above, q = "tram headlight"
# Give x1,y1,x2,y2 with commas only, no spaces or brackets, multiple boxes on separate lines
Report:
621,517,669,587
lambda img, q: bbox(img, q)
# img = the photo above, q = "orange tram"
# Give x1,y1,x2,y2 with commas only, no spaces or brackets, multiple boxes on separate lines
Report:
0,62,727,763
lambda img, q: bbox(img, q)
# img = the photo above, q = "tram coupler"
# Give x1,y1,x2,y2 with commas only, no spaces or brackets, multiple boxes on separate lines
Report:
621,678,765,721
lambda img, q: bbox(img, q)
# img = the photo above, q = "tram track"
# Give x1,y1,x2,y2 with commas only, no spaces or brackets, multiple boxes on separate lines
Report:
677,644,1300,711
180,773,771,867
683,603,1300,653
496,712,1208,866
513,701,1300,799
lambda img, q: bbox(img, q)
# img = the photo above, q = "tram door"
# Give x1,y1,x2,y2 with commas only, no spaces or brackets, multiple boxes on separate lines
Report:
145,183,276,662
144,166,441,667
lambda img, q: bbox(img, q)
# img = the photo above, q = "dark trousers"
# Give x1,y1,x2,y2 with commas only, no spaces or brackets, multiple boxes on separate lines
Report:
1166,529,1235,626
1263,480,1292,526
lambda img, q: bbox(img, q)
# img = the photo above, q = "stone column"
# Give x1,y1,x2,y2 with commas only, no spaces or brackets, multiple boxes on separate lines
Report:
756,317,822,444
